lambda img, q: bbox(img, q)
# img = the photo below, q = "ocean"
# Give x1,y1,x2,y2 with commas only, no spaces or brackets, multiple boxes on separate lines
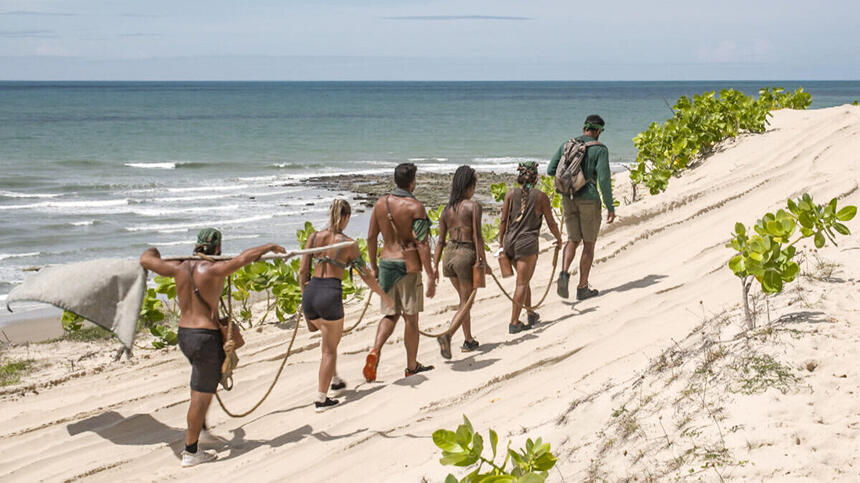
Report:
2,81,860,307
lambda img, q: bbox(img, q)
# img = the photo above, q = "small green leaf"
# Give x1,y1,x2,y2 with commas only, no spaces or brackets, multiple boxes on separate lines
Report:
833,222,850,235
836,205,857,221
433,430,461,452
444,475,459,483
814,232,825,248
734,222,746,235
489,429,499,459
515,473,547,483
440,453,470,466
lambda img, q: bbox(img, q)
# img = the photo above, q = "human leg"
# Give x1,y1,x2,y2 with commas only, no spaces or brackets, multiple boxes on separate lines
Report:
510,255,537,327
186,390,213,447
578,241,596,288
316,317,344,394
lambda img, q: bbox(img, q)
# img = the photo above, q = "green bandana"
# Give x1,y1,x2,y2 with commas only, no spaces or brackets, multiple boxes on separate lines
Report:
517,161,539,189
584,121,605,132
195,228,222,253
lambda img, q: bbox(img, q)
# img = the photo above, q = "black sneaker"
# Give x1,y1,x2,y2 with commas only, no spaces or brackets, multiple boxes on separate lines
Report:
437,334,452,360
461,339,479,352
509,322,526,334
557,272,570,299
576,285,599,300
330,380,346,392
527,311,540,327
314,397,339,413
405,362,434,377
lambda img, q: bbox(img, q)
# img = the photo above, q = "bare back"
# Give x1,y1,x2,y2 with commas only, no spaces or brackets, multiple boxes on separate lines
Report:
371,194,426,259
442,199,478,243
303,229,359,279
175,260,226,331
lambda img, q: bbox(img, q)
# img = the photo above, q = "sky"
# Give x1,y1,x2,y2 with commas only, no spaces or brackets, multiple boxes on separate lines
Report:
0,0,858,80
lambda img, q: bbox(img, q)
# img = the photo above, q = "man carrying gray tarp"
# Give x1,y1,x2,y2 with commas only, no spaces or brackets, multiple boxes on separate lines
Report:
140,228,285,468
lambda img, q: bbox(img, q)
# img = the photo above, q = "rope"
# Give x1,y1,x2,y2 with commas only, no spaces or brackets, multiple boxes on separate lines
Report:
417,287,478,338
343,291,373,334
490,199,566,312
489,246,560,312
214,309,302,418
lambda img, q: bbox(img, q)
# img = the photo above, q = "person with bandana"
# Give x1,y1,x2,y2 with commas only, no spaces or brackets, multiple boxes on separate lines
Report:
140,229,285,467
498,161,562,334
546,114,616,301
363,163,437,382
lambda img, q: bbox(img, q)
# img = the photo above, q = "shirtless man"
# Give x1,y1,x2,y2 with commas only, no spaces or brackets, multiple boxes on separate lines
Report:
363,163,437,381
139,228,285,468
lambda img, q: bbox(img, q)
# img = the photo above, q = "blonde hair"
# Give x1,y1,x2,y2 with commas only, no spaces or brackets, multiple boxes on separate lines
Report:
329,198,352,233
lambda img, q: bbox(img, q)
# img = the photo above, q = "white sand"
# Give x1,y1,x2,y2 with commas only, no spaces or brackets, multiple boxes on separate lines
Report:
0,105,858,481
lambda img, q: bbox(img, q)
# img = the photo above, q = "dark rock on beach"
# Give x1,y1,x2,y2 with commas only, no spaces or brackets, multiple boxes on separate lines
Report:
301,171,516,217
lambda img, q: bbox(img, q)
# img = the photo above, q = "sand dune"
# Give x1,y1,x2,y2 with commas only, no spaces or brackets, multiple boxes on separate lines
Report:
0,105,858,481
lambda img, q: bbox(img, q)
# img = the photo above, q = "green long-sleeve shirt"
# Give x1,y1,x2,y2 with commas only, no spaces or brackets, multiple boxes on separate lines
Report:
546,135,615,212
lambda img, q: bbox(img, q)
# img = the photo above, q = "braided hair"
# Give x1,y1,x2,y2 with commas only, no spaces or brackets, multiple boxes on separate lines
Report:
514,161,538,222
447,165,477,211
328,198,352,234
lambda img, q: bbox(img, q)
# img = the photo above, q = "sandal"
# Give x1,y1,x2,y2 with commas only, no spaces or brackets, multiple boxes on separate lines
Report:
363,350,379,382
405,361,434,377
437,334,452,360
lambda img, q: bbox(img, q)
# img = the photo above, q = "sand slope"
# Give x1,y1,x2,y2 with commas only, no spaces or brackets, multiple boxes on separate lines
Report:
0,105,858,482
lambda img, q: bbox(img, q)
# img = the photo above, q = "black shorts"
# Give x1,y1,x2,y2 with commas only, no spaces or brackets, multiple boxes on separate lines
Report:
178,328,225,394
302,277,344,321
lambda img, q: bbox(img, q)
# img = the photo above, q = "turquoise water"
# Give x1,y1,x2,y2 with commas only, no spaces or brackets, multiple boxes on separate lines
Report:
2,81,859,300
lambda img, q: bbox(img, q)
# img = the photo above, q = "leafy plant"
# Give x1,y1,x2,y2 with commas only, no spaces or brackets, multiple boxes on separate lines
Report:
727,193,856,328
482,220,500,250
429,204,446,237
150,324,178,349
631,87,812,195
296,221,317,249
61,310,84,334
490,182,509,203
433,415,557,482
139,288,166,329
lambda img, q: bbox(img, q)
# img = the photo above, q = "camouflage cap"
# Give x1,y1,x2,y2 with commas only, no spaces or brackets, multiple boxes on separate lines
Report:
195,228,222,253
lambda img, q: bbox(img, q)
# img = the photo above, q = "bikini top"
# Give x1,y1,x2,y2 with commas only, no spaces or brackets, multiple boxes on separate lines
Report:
309,231,366,275
448,201,473,244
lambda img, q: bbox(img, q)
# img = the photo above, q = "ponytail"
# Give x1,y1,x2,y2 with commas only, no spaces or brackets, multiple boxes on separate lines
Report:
328,198,352,233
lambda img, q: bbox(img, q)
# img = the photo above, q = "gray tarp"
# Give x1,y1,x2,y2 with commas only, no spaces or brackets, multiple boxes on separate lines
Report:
6,259,147,348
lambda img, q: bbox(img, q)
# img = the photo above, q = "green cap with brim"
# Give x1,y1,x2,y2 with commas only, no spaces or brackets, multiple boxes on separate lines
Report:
196,228,222,252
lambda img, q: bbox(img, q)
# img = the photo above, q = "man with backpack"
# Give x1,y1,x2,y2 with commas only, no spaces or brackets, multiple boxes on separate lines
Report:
546,114,616,301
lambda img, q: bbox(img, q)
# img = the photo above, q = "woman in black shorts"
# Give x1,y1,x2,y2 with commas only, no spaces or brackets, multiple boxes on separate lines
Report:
299,199,393,412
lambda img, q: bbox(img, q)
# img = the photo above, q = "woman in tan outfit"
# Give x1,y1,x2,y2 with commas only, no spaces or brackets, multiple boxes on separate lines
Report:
433,166,488,358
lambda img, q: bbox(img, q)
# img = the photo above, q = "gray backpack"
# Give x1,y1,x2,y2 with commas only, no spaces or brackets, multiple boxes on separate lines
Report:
553,138,603,196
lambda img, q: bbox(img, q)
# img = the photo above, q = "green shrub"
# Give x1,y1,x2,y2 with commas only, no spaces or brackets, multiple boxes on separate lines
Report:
433,415,557,482
727,193,856,328
631,87,812,195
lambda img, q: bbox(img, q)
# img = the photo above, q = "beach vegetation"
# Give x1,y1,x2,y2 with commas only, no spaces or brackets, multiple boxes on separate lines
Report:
59,310,113,342
433,415,557,482
727,193,855,328
0,358,34,386
631,87,812,195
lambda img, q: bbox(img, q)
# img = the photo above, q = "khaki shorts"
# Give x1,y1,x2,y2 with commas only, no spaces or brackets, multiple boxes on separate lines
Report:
442,241,476,282
380,272,423,316
563,196,602,243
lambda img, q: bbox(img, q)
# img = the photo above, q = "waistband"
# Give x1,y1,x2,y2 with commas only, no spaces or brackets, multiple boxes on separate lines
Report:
449,240,475,248
178,327,222,336
308,277,343,286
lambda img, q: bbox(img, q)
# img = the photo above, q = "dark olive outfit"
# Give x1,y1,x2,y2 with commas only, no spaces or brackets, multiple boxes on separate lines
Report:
503,188,542,260
178,327,225,394
442,202,477,282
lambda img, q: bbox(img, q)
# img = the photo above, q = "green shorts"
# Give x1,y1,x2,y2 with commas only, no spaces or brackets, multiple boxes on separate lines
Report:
563,196,602,243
